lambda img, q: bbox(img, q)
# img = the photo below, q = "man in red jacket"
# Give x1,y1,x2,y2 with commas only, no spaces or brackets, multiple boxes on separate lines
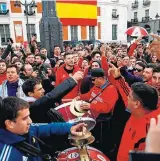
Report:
108,64,159,161
55,52,82,101
78,68,118,118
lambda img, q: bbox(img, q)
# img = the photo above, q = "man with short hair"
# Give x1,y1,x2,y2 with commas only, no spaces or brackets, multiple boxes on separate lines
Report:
108,64,160,161
22,71,84,123
20,64,37,81
117,82,159,161
34,54,46,67
0,64,26,99
40,48,50,64
150,66,160,96
26,53,35,65
55,52,82,101
0,97,86,161
143,63,155,83
50,46,61,68
91,51,101,61
0,60,7,84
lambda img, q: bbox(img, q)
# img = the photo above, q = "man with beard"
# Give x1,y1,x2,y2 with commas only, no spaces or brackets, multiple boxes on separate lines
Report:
55,52,81,101
0,60,7,84
25,53,35,65
33,54,48,80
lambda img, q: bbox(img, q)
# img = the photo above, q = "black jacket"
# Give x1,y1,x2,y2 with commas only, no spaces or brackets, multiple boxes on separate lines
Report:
129,151,160,161
1,44,14,59
30,77,77,123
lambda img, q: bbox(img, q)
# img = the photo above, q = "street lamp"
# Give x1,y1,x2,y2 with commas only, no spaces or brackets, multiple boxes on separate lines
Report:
14,0,37,42
155,13,160,35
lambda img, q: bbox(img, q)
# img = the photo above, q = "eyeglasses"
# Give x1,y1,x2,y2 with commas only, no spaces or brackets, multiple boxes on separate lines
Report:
134,68,143,72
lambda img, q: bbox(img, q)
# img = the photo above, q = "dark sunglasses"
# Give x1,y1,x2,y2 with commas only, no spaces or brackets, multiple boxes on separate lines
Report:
133,68,143,72
91,77,97,81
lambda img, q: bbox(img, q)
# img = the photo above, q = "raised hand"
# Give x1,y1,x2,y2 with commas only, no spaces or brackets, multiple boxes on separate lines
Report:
108,63,121,78
150,34,160,60
72,71,84,82
145,115,160,153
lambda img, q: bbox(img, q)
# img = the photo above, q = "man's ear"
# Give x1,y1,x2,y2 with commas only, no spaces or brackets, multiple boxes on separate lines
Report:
5,120,15,129
134,100,141,109
28,92,34,97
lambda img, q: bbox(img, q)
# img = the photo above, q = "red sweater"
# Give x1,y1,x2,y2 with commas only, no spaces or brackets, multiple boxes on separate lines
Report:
55,64,81,100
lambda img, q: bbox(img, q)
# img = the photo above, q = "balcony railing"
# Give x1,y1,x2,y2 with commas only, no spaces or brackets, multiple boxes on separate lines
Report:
142,16,150,22
132,1,138,9
131,18,138,23
143,0,151,6
112,14,119,19
0,9,9,15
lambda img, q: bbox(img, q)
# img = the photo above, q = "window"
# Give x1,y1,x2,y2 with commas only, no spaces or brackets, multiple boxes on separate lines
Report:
134,12,137,19
26,24,35,40
0,24,10,45
112,9,117,16
0,3,7,13
70,26,78,41
145,9,149,17
112,24,117,40
89,26,95,40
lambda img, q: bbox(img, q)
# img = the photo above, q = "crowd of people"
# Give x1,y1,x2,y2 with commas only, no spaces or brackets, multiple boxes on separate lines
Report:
0,33,160,161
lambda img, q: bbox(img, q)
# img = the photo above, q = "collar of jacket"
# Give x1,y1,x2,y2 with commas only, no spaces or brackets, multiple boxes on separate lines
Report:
0,128,25,144
100,80,110,89
24,97,37,103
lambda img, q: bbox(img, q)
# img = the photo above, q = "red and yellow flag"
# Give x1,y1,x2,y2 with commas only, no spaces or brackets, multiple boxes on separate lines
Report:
56,0,97,26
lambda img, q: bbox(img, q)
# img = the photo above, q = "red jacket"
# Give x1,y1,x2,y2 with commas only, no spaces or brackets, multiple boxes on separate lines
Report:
80,83,118,118
55,64,81,100
117,109,160,161
114,77,160,161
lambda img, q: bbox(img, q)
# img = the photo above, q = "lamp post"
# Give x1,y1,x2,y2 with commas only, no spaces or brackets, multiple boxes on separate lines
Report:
14,0,37,42
155,13,160,35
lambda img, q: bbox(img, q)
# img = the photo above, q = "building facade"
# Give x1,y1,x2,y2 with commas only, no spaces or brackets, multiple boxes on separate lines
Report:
128,0,160,42
98,0,128,43
0,0,128,46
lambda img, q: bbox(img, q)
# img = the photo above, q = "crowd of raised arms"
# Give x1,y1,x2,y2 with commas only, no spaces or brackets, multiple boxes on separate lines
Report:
0,33,160,161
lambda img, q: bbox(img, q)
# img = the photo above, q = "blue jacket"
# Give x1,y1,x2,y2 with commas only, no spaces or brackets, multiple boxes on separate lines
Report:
0,123,72,161
120,66,143,86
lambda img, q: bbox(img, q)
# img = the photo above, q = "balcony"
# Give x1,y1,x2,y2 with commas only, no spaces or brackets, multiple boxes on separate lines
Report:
112,14,119,19
142,16,150,22
132,1,138,9
0,9,9,15
131,18,138,23
143,0,151,7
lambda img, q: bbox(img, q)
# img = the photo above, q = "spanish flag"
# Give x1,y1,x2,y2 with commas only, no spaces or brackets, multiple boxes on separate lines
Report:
56,0,97,26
